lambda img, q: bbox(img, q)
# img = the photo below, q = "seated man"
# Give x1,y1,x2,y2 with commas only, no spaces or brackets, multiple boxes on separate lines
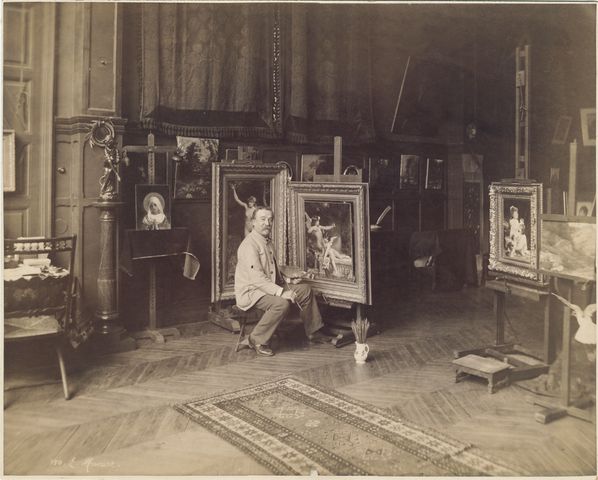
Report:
234,205,332,356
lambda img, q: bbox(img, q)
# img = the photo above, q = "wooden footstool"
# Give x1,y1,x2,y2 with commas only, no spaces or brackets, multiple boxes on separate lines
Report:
453,354,513,394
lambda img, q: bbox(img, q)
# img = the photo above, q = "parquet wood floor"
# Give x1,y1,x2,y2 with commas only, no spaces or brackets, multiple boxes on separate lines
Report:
4,286,596,475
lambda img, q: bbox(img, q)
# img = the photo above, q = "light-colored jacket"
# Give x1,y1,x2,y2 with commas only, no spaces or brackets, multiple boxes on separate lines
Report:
234,230,283,310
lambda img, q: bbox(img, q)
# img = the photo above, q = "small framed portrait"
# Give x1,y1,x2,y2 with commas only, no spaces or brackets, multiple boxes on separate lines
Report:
424,157,444,190
576,201,594,217
399,155,420,189
174,136,219,200
580,108,596,147
551,115,572,145
368,157,396,192
288,182,371,305
135,184,172,231
489,181,544,284
212,163,288,302
237,146,260,163
300,154,334,182
549,167,560,187
224,149,238,162
262,150,299,180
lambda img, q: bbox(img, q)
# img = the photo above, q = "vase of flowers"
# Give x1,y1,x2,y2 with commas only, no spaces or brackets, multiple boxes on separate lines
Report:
351,318,370,364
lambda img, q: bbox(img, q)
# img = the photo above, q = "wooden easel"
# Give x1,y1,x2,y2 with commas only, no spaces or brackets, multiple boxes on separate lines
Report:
314,137,374,347
530,276,596,424
515,45,530,179
123,134,178,342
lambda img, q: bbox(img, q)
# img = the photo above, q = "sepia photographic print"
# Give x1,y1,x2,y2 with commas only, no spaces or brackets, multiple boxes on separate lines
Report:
3,2,596,478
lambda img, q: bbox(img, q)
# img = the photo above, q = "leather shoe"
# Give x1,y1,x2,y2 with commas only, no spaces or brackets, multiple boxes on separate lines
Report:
308,330,334,344
248,336,274,356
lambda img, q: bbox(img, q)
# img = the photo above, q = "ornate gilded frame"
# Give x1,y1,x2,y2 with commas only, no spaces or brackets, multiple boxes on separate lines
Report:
211,163,288,303
288,182,372,305
489,181,544,284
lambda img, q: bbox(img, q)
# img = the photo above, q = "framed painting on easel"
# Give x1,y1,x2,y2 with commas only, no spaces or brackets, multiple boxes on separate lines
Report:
211,163,288,303
288,182,371,305
489,181,544,285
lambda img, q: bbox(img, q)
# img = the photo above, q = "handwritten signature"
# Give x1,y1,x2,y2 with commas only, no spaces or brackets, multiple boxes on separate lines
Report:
50,457,117,472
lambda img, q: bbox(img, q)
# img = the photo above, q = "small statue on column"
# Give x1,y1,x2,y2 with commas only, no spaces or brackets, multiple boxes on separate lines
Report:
87,120,128,201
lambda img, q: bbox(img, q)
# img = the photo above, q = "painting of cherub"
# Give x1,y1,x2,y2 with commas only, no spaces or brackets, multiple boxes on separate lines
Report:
304,201,354,282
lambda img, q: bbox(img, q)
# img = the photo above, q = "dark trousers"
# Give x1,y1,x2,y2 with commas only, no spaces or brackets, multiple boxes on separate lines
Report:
249,283,323,345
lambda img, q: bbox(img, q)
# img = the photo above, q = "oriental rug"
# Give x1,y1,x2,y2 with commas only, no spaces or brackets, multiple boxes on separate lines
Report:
175,377,522,476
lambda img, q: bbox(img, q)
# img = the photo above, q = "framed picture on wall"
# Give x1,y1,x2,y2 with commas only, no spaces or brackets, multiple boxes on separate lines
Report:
580,108,596,147
262,150,299,180
551,115,572,145
135,184,172,231
174,136,219,200
489,181,544,284
424,158,444,190
211,163,288,302
288,182,371,305
399,155,420,189
3,130,16,192
367,157,396,192
300,154,334,182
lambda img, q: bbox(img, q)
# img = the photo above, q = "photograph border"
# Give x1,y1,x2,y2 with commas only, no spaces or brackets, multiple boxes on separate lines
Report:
211,163,288,303
489,181,544,284
288,182,371,305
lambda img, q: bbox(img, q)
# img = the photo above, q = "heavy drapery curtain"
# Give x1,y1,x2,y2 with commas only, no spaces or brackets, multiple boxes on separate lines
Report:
139,4,375,144
282,5,375,144
140,4,277,138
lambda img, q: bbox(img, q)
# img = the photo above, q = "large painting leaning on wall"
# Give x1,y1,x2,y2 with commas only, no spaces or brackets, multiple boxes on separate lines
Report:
489,181,544,284
540,215,596,281
211,163,288,303
288,182,371,305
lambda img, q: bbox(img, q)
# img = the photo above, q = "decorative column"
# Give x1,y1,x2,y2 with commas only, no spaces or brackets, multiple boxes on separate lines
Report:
94,199,123,335
88,120,133,348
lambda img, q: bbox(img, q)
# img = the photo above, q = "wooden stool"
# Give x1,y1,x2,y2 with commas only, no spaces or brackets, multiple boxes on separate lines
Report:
453,354,512,394
231,306,264,352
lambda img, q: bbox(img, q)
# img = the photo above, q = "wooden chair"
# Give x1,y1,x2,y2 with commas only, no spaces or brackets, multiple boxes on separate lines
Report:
4,236,77,400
